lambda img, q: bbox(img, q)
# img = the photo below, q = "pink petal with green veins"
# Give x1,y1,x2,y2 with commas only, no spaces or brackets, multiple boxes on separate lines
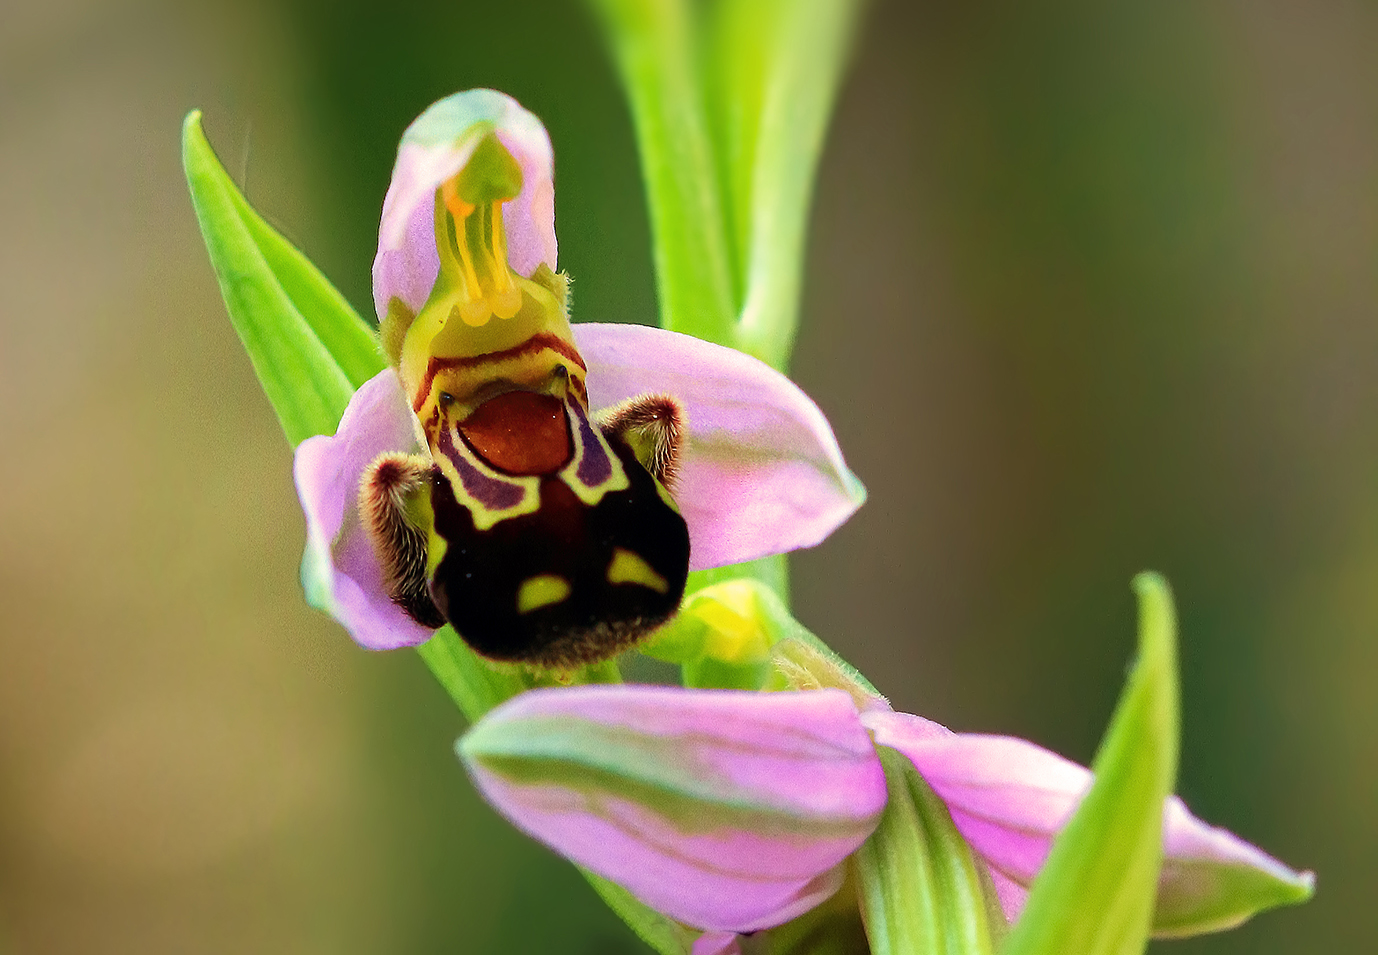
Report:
573,323,866,570
460,686,885,932
293,369,433,649
372,89,556,319
864,711,1315,936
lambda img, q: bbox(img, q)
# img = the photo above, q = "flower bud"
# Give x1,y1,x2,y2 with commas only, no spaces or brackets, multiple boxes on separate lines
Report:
459,685,887,932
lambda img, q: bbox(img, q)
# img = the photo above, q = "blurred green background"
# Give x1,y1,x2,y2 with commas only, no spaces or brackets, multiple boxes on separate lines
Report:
1,0,1373,951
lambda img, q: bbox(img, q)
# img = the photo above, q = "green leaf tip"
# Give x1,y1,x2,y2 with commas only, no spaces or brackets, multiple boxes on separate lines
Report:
1130,570,1177,676
1002,572,1181,955
182,107,383,447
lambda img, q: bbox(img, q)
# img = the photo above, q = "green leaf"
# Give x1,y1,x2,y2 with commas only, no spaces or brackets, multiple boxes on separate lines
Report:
704,0,864,369
853,746,999,955
1002,572,1181,955
182,110,383,445
584,0,738,347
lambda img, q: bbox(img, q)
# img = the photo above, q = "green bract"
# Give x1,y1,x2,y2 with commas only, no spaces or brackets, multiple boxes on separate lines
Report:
1002,572,1179,955
182,112,381,446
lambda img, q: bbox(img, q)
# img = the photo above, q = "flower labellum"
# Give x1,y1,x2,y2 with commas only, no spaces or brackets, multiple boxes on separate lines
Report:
293,90,866,665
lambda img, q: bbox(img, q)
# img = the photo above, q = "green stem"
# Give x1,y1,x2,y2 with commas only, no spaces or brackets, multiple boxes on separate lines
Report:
584,0,738,346
709,0,863,369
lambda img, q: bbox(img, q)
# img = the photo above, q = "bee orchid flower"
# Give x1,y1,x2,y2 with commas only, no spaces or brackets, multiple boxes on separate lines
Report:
292,90,864,662
294,327,864,654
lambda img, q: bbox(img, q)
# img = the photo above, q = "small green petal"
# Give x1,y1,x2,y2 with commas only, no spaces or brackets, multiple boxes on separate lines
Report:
853,746,999,955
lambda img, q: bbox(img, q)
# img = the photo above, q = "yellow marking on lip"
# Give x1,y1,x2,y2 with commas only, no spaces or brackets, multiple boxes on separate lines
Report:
517,574,572,614
606,548,669,594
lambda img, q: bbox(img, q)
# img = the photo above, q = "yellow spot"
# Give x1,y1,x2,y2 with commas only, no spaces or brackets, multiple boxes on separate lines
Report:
517,574,571,614
690,581,770,663
606,548,669,594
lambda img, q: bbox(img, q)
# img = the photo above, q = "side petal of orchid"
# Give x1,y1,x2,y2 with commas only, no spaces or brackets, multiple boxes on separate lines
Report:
863,711,1316,937
574,323,866,570
372,89,556,320
459,685,887,933
294,369,434,649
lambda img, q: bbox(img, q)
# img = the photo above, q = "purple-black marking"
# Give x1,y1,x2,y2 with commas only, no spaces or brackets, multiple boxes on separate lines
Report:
573,402,613,486
438,428,527,510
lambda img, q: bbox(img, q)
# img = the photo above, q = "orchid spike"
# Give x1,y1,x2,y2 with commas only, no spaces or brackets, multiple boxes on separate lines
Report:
294,90,864,666
457,679,1313,941
182,73,1316,955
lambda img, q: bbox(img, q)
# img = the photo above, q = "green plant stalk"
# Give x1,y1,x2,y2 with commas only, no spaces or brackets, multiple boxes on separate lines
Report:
584,0,738,347
704,0,863,369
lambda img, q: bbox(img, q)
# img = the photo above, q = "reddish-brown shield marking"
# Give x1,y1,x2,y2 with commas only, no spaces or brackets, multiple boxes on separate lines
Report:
459,391,571,475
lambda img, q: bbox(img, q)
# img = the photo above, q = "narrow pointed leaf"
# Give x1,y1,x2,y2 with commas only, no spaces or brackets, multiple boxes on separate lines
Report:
1001,573,1180,955
182,111,380,445
230,183,383,389
854,746,997,955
